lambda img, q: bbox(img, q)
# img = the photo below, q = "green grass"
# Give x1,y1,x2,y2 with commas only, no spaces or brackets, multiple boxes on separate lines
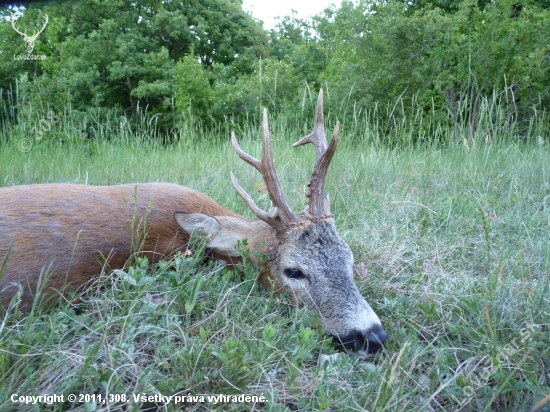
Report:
0,115,549,411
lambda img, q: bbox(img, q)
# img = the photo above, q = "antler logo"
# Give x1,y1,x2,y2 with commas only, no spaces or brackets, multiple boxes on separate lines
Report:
12,14,49,55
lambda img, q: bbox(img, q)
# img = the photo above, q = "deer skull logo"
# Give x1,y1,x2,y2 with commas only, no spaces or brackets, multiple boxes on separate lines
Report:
11,14,49,55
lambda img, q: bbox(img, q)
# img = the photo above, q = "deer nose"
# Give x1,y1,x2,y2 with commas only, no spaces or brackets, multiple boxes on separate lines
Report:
366,325,387,353
335,325,387,353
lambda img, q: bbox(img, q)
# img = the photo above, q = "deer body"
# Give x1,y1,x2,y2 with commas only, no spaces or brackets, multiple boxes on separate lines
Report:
1,90,387,352
0,183,241,307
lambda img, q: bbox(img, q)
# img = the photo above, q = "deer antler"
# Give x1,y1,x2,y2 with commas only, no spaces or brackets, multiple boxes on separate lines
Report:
231,109,300,236
11,14,49,54
293,89,340,217
36,14,49,37
11,14,48,39
11,19,26,37
231,90,339,234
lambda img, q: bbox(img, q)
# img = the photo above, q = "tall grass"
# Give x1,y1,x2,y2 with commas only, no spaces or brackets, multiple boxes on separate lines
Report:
342,88,549,148
0,95,549,411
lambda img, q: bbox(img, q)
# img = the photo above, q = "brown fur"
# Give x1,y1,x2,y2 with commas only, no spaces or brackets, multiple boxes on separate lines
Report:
0,183,247,307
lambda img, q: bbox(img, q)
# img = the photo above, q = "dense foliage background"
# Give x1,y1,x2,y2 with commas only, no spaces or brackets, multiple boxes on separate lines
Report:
1,0,549,142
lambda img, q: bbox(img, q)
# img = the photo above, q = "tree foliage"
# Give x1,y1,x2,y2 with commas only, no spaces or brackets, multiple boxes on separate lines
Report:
1,0,549,141
316,0,550,136
174,50,213,123
1,0,266,123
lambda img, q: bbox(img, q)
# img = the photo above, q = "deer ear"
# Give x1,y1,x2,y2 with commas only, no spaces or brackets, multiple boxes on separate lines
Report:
173,212,252,257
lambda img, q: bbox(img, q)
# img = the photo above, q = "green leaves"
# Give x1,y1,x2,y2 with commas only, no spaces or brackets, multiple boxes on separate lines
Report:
0,0,266,125
174,50,213,123
184,275,203,314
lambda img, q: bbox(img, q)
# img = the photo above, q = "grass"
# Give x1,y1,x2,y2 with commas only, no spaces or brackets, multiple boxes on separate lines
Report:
0,109,549,411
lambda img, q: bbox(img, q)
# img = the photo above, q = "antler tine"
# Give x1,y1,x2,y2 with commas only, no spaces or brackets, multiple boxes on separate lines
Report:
292,89,341,217
11,19,26,36
259,109,299,224
230,172,285,231
231,132,262,173
308,121,340,216
39,14,49,33
230,109,299,234
292,89,327,158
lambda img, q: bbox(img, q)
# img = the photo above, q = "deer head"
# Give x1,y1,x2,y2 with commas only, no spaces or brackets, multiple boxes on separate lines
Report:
11,14,48,54
174,90,386,352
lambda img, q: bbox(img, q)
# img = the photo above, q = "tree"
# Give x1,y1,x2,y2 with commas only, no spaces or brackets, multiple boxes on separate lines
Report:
268,12,327,88
316,0,550,136
208,58,301,123
174,50,213,123
0,0,267,123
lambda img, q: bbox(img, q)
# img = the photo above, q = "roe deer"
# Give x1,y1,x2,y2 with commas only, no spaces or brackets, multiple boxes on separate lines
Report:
0,90,386,352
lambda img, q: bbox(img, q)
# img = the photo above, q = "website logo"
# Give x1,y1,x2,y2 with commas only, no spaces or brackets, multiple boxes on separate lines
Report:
12,13,48,60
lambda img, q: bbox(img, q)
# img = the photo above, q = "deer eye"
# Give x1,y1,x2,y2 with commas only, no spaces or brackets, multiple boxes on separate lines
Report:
284,268,305,279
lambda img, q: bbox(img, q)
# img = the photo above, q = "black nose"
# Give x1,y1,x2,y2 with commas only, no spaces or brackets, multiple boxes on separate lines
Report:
335,325,387,353
366,326,387,352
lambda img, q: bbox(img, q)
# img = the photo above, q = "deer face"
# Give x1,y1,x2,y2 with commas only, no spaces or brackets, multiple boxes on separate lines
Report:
272,220,386,352
175,89,386,352
174,213,386,353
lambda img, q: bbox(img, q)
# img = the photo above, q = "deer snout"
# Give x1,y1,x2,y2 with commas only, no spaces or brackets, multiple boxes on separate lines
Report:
336,324,387,353
366,325,387,352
